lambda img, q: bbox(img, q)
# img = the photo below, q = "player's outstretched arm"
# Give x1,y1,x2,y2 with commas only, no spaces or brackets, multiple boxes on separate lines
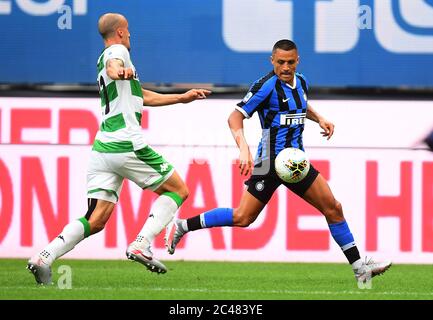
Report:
228,110,253,176
306,103,335,140
142,88,211,107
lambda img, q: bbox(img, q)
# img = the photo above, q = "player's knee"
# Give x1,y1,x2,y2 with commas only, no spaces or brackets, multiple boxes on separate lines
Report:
88,207,113,234
233,208,254,227
335,201,343,215
323,200,344,222
238,218,252,228
177,184,189,201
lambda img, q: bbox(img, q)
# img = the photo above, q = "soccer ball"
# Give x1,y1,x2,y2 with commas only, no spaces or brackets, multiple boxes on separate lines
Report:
275,148,310,183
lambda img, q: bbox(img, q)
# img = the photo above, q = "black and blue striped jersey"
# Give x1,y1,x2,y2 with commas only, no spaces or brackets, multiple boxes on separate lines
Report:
236,71,309,164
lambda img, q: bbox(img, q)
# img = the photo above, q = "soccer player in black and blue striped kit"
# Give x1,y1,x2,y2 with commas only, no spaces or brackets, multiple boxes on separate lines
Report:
167,40,391,284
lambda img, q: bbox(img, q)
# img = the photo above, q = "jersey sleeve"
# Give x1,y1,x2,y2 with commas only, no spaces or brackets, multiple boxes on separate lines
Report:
235,80,273,119
103,45,129,66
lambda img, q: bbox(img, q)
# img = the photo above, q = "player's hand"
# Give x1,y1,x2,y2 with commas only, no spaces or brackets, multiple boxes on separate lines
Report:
318,119,334,140
239,148,253,176
180,89,212,103
118,67,134,80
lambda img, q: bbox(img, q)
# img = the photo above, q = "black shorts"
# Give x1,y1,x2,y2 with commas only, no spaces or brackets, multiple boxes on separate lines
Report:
245,158,319,204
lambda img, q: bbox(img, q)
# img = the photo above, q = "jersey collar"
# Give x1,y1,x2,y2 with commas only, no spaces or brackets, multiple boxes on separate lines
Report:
283,75,297,89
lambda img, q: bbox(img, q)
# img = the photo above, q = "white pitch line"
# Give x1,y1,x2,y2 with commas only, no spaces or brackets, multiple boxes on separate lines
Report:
3,286,433,297
150,287,433,296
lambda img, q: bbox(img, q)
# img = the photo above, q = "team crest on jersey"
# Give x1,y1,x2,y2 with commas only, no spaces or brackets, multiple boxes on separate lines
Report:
255,180,265,191
242,92,253,103
280,113,306,126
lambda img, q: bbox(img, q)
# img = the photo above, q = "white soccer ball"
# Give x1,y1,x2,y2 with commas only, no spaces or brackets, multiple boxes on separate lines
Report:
275,148,310,183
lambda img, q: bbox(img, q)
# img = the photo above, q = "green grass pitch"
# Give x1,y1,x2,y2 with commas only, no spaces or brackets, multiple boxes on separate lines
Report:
1,259,432,300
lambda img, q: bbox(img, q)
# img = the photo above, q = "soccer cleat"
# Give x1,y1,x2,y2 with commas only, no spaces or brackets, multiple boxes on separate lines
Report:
126,244,167,274
166,219,187,255
27,258,53,285
354,257,392,283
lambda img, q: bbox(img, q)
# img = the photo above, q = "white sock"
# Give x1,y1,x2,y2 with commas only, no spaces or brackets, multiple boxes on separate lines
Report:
352,259,363,271
133,194,179,250
35,219,88,266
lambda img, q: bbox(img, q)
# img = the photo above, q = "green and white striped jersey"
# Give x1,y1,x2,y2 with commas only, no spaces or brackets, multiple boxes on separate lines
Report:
93,44,145,153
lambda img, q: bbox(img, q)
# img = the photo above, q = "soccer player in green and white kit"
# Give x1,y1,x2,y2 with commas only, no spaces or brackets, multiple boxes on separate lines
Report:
27,13,211,285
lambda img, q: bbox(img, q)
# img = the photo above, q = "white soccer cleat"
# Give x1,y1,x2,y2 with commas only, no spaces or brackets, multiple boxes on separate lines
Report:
354,257,392,283
126,244,167,274
27,257,52,285
166,219,187,255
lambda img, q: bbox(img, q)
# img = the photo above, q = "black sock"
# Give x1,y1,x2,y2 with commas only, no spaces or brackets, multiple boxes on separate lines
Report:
344,246,361,265
186,216,202,231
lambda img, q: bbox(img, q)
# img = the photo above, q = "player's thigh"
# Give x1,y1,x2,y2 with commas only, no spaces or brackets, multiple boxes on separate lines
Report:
118,146,175,193
233,190,267,226
237,162,281,225
301,173,338,213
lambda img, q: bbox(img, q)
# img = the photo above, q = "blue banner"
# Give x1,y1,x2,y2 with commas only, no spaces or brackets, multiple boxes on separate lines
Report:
0,0,432,87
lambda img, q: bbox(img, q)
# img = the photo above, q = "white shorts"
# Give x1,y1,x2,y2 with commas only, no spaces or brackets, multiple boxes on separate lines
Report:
87,146,175,203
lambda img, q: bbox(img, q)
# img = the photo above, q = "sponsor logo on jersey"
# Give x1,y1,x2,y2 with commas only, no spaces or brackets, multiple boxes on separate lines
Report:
280,113,306,126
